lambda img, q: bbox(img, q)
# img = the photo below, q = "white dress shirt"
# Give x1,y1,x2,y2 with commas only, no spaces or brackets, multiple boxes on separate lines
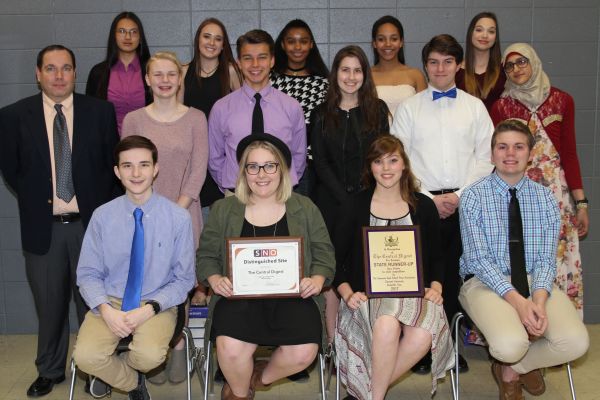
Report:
391,85,494,197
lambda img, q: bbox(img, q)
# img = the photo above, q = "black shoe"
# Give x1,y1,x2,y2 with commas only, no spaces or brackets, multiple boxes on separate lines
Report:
214,367,226,383
343,395,358,400
89,376,111,398
458,354,469,373
128,373,151,400
411,353,432,375
287,369,310,382
27,375,65,397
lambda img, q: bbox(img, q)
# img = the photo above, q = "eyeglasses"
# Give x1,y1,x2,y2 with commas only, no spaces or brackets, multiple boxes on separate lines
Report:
504,57,529,73
117,28,139,37
245,162,279,175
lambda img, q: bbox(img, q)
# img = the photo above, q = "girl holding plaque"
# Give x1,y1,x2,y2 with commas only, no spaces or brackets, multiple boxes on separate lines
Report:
333,136,454,400
197,133,335,400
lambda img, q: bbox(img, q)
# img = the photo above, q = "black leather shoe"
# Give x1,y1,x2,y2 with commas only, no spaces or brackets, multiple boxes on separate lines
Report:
287,368,310,382
214,367,226,383
411,353,432,375
458,354,469,373
27,375,65,397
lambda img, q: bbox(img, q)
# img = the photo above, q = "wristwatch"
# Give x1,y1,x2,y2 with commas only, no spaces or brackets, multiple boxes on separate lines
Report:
146,300,161,315
575,198,589,210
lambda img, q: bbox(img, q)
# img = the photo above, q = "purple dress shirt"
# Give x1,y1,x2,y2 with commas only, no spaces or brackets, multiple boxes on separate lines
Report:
208,82,306,190
108,57,146,134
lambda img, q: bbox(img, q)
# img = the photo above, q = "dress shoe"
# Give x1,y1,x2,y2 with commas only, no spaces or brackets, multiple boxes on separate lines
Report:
519,368,545,395
128,373,151,400
491,362,524,400
411,352,431,375
287,368,310,382
215,367,226,383
458,354,469,373
27,375,65,397
221,382,252,400
250,360,270,392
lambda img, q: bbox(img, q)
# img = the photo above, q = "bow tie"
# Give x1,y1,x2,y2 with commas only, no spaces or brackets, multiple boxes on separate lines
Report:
432,87,457,100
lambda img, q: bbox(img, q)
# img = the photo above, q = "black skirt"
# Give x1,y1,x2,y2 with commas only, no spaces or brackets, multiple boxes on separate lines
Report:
211,297,321,345
210,214,321,345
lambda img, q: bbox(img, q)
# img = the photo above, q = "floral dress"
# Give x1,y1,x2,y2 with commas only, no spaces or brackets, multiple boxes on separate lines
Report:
491,89,583,315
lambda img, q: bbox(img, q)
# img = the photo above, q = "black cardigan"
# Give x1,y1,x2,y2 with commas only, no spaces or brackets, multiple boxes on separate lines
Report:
332,188,444,293
85,60,153,104
310,99,389,230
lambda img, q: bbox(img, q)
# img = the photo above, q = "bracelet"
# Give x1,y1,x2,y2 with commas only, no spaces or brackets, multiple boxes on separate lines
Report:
145,300,161,315
575,198,588,210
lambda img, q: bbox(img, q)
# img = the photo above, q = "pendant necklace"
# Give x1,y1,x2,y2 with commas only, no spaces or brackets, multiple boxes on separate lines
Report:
252,221,278,237
201,64,218,76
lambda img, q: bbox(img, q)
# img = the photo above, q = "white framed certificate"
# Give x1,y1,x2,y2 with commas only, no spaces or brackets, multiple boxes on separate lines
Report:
226,236,304,298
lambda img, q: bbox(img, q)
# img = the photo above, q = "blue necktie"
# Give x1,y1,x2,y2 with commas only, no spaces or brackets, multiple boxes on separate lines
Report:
122,208,144,311
432,87,457,101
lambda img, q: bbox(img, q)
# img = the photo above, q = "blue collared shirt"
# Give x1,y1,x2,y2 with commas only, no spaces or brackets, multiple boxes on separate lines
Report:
459,173,560,297
77,192,195,311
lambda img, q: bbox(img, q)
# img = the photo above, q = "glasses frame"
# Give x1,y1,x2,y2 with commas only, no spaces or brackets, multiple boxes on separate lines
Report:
117,28,139,37
504,56,529,73
244,162,280,175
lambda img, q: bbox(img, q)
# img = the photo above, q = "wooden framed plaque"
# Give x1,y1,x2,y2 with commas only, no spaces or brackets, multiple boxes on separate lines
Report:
226,236,304,298
362,225,424,298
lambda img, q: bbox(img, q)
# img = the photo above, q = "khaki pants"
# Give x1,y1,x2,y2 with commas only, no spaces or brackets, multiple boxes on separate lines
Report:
459,277,588,374
72,298,176,391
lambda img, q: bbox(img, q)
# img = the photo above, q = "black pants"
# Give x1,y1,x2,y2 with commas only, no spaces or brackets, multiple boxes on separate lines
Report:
440,211,463,323
24,220,88,379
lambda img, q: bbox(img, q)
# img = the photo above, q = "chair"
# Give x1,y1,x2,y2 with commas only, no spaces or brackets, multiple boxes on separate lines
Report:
195,340,339,400
449,312,577,400
68,302,195,400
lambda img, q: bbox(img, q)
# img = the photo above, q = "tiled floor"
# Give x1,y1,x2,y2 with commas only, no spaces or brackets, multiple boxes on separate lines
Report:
1,324,598,400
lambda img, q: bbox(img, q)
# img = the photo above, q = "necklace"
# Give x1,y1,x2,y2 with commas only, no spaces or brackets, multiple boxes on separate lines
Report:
201,64,218,76
252,221,278,237
287,65,306,76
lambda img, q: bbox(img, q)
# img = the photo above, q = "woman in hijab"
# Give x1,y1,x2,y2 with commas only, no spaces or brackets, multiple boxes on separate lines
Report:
490,43,589,316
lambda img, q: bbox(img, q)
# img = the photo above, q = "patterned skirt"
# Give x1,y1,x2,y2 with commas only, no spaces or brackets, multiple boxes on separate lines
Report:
335,297,455,400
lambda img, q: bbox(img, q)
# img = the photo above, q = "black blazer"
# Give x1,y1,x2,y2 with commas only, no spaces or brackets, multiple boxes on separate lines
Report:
86,61,153,104
332,188,444,292
0,92,121,254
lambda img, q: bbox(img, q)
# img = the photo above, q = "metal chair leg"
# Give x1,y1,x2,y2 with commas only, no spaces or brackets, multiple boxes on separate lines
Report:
336,350,340,400
201,341,212,400
181,327,193,400
319,353,327,400
68,358,76,400
566,362,576,400
450,312,464,400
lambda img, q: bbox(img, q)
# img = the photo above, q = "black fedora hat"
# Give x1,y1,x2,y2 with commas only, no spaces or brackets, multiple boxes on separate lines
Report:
236,132,292,168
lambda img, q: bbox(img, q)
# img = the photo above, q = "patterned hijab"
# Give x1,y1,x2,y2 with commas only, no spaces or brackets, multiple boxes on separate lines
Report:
501,43,551,111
